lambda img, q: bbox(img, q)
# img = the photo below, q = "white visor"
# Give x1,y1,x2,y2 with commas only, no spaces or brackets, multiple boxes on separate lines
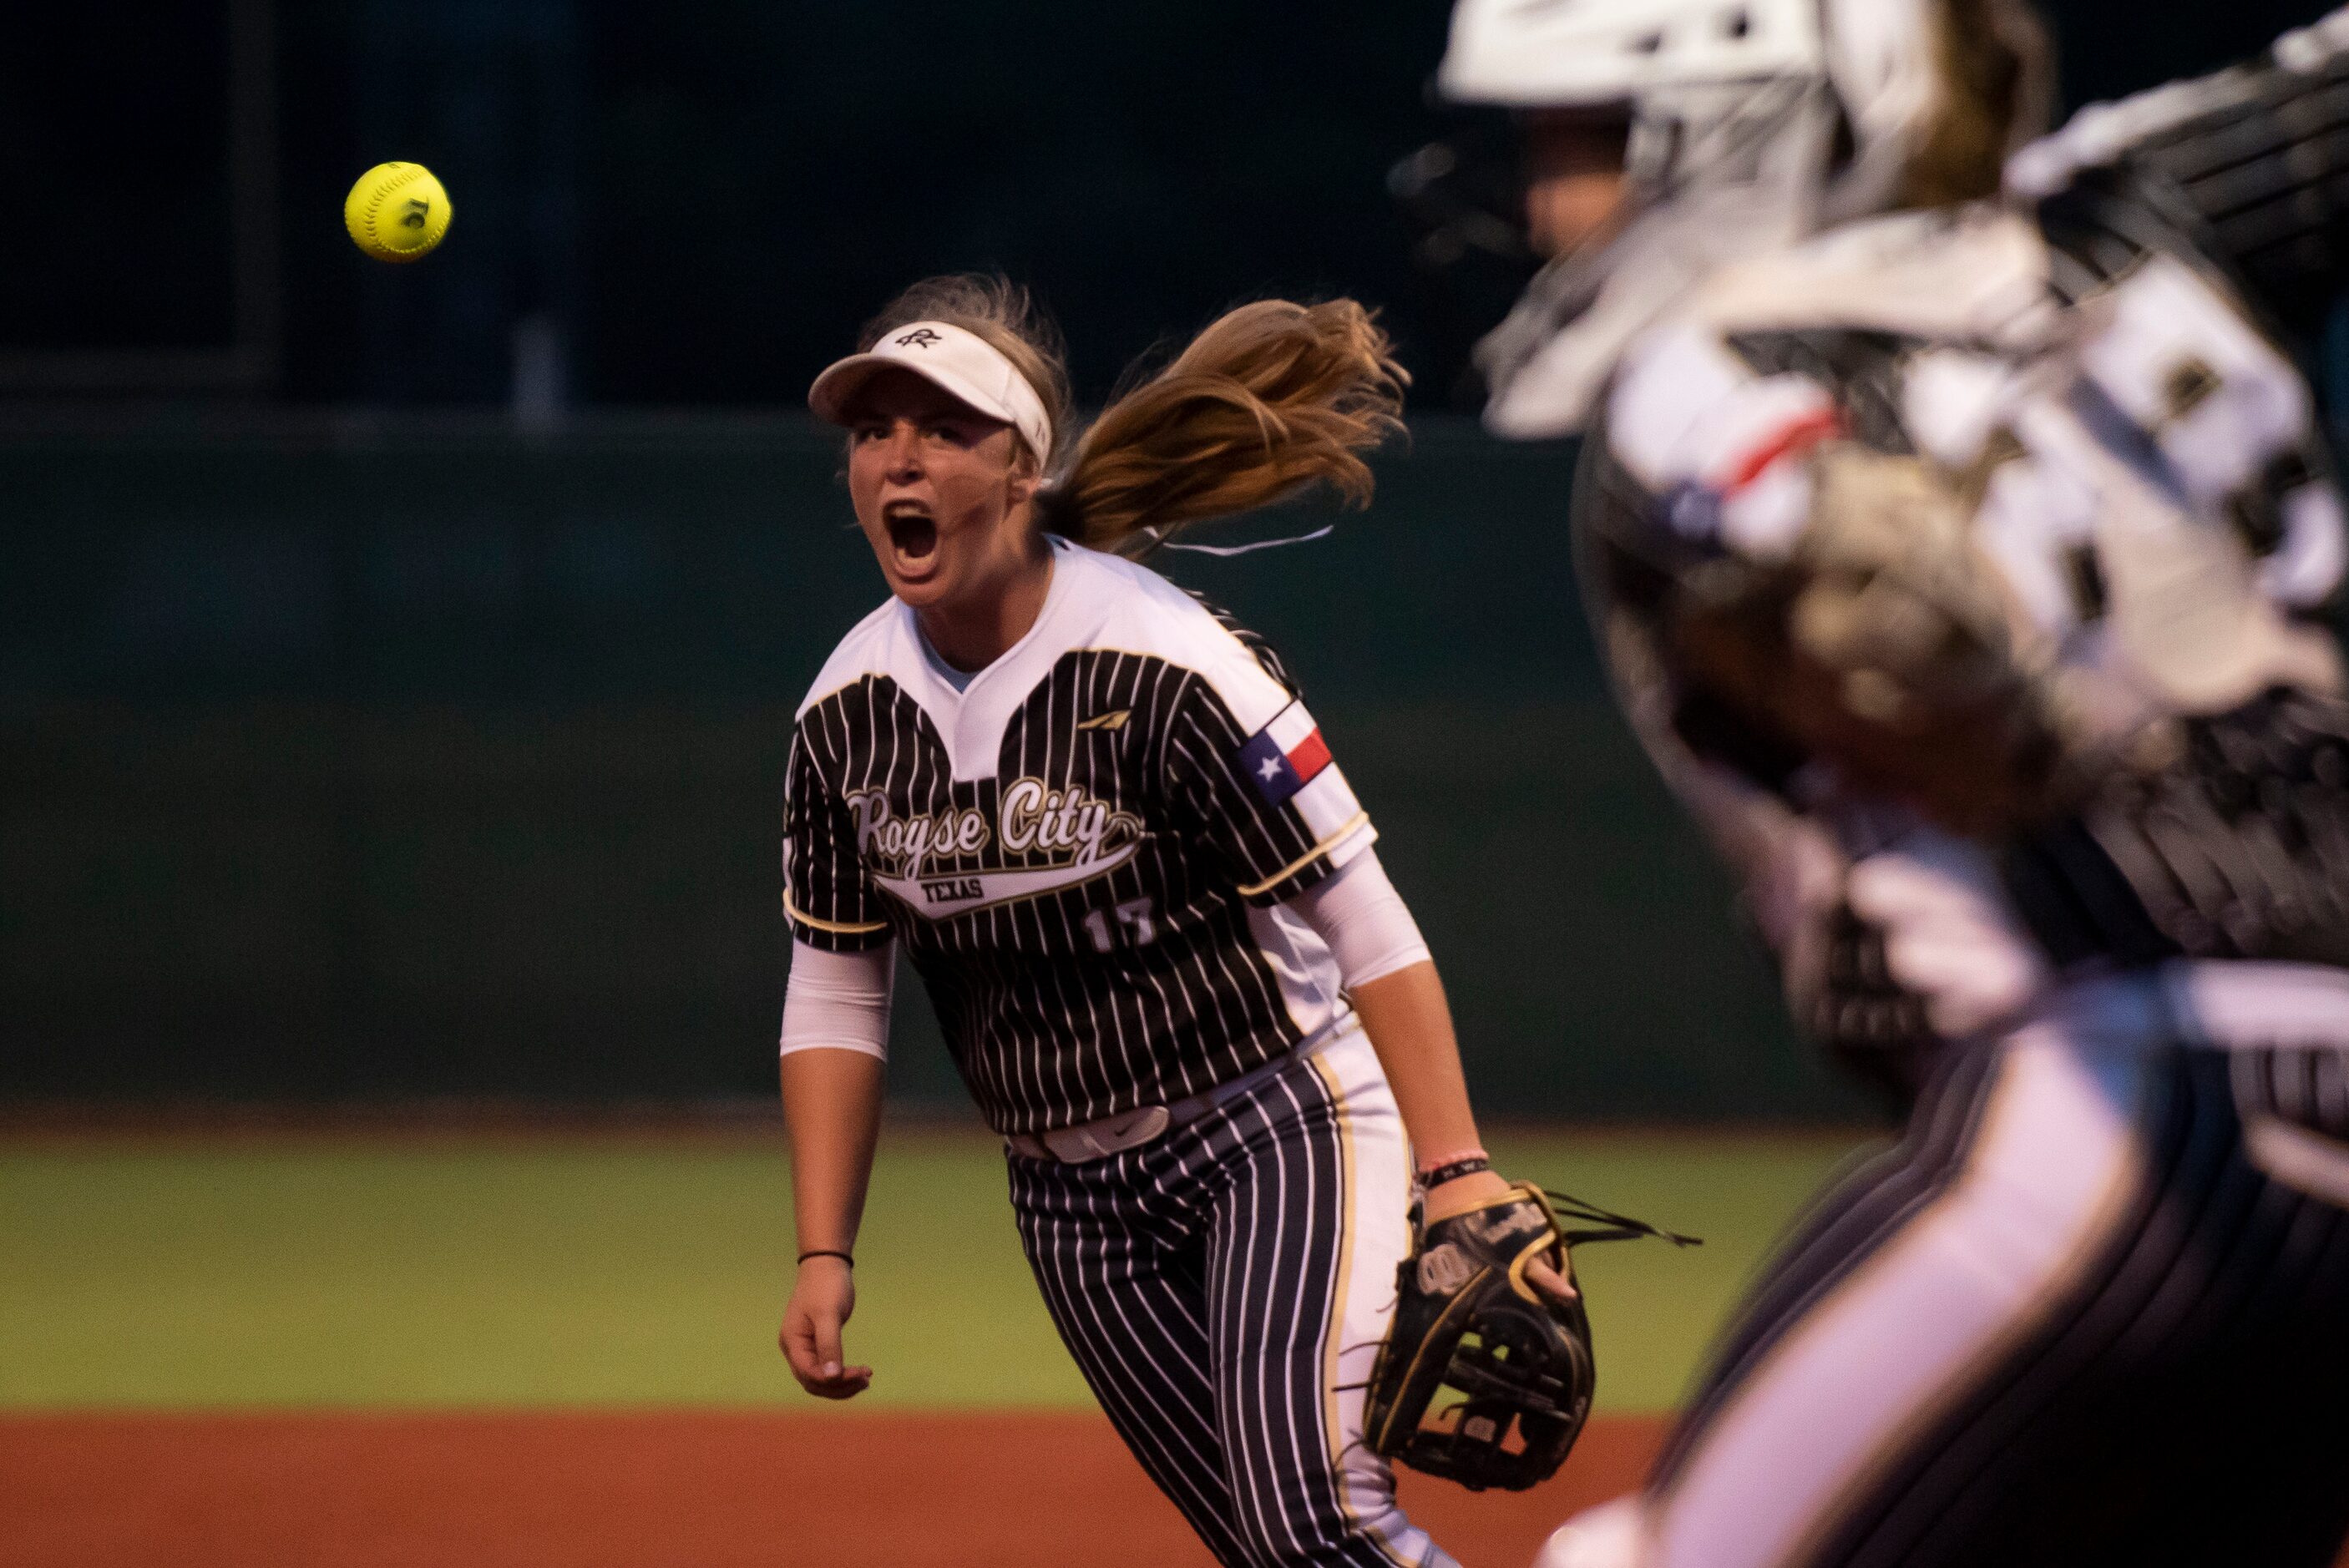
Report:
807,320,1055,463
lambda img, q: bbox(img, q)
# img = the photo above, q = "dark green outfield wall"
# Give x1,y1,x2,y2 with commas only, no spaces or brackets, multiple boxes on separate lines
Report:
0,417,1859,1119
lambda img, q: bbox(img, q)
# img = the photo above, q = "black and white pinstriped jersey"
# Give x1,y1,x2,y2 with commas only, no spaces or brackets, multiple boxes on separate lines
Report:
1574,203,2349,1091
782,536,1377,1136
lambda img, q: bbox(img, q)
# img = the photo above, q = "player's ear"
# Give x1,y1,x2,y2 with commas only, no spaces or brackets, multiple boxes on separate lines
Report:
1005,445,1044,509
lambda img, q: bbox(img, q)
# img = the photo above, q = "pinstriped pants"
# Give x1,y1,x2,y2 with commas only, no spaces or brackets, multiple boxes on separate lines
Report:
1549,962,2349,1568
1006,1029,1454,1568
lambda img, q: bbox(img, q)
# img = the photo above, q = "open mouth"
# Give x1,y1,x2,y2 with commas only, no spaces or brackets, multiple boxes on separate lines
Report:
883,503,939,573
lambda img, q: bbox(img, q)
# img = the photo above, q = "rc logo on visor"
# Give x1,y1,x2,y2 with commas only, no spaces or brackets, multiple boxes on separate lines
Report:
895,329,944,349
1238,701,1333,807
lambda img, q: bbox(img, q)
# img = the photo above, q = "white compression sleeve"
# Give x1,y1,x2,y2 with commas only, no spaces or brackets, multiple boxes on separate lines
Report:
1287,849,1433,989
777,939,896,1062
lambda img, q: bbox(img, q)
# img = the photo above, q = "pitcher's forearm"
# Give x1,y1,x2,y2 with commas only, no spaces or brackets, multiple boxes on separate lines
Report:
1349,962,1520,1221
780,1048,887,1256
1349,961,1486,1166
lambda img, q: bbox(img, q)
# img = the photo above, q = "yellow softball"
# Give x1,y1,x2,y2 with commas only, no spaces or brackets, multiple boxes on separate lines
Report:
344,163,453,263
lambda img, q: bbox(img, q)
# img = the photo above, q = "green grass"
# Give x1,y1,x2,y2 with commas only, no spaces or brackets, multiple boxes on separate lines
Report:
0,1128,1871,1414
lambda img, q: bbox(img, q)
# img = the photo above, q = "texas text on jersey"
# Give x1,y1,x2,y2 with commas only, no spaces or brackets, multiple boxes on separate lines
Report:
782,535,1375,1135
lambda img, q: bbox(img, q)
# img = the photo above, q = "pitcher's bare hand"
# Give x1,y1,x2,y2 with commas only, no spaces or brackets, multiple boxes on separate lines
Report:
781,1255,872,1399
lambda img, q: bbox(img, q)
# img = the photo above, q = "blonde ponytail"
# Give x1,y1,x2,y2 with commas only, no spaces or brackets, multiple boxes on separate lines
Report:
1040,299,1409,555
854,278,1407,552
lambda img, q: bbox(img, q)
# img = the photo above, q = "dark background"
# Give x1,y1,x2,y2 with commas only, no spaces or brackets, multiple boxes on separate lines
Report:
2,3,2338,1118
10,0,2332,407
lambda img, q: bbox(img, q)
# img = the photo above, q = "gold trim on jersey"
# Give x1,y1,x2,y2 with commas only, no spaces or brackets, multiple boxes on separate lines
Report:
782,894,891,936
1236,812,1373,899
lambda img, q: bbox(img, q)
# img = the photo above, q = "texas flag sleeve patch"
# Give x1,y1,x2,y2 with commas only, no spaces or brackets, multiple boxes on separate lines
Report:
1237,701,1334,807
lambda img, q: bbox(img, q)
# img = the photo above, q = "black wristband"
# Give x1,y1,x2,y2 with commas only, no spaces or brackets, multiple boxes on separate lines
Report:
797,1249,854,1267
1420,1156,1493,1188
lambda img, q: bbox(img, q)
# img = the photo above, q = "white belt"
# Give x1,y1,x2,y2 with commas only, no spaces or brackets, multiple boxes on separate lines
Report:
1005,1018,1354,1165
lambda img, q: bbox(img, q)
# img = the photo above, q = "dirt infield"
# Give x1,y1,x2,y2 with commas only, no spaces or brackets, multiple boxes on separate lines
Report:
1,1410,1664,1567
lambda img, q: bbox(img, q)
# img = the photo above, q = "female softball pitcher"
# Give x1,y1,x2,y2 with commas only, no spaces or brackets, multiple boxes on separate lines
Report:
773,276,1557,1567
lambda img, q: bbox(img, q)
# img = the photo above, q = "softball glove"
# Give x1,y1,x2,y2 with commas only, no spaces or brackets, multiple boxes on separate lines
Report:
1363,1184,1697,1493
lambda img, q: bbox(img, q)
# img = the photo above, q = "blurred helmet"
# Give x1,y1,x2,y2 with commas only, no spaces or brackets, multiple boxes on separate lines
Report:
1440,0,1947,229
1440,0,2049,437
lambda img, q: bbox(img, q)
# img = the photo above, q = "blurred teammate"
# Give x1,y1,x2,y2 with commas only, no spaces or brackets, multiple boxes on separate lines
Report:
1402,0,2349,1562
772,276,1567,1566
